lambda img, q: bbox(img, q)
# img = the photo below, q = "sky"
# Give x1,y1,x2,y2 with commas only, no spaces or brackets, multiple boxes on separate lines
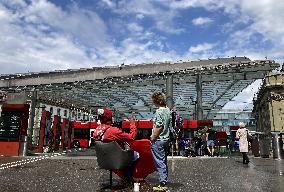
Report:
0,0,283,109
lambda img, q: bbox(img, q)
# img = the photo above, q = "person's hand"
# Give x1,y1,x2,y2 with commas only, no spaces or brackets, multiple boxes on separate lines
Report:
150,137,155,143
129,113,136,122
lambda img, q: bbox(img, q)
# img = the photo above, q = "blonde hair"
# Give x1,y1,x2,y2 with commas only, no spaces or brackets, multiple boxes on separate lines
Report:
151,91,166,107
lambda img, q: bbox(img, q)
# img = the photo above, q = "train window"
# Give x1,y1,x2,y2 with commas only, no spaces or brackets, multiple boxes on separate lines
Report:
73,129,90,139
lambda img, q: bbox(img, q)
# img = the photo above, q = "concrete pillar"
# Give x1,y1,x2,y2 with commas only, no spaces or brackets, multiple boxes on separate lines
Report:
25,90,37,156
76,109,79,121
166,75,174,109
196,73,203,120
28,90,37,142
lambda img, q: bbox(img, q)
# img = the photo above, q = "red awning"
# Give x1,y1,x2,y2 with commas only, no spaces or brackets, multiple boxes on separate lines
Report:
122,120,153,129
71,121,90,128
137,120,153,129
188,120,198,129
89,122,98,129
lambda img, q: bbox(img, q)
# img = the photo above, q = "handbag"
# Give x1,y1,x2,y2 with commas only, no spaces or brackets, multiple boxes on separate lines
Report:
247,130,253,142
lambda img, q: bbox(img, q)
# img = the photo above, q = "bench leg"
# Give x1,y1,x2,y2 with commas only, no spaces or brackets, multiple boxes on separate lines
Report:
109,170,112,187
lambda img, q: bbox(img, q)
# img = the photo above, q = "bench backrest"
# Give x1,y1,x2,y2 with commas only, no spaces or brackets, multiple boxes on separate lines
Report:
94,141,134,170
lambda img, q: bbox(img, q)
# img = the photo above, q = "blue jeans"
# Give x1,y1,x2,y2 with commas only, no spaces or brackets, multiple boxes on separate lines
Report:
151,140,169,184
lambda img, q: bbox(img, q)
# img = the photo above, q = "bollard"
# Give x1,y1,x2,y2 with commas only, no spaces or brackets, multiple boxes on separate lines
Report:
19,135,28,156
272,133,284,159
251,135,260,157
259,134,270,158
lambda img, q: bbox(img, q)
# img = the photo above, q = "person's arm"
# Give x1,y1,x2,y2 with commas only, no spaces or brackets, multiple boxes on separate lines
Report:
113,119,137,142
151,127,162,143
236,130,240,139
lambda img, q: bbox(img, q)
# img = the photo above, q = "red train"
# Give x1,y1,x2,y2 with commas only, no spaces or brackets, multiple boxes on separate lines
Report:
70,121,98,148
69,119,214,148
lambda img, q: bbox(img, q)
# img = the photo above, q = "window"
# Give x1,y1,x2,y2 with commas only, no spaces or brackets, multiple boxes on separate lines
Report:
64,110,67,117
0,112,21,141
57,108,61,116
72,111,76,118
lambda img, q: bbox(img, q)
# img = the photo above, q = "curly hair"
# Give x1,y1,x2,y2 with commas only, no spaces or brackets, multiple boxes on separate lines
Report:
151,91,167,107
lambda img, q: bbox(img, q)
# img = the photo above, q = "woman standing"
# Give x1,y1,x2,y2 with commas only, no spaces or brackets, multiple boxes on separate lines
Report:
150,91,172,191
236,122,250,164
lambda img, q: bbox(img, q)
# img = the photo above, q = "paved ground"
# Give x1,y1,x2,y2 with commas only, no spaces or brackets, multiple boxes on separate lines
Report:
0,150,284,192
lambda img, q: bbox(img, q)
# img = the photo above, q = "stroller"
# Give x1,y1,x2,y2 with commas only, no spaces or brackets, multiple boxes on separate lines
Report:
192,137,207,156
180,137,197,157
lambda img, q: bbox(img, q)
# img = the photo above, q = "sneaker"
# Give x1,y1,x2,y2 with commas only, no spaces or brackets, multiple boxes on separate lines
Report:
244,161,250,164
153,184,168,191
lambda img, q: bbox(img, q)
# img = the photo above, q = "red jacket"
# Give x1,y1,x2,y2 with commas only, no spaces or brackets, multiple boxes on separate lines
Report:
93,121,137,147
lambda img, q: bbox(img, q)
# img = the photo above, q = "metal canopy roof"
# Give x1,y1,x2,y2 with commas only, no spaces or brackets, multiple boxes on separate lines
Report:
0,57,280,119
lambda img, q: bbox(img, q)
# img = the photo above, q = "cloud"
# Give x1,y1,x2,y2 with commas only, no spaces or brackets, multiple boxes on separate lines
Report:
219,1,284,61
189,43,215,53
2,0,27,7
169,0,226,12
0,0,283,77
175,0,284,66
127,23,144,33
101,0,115,8
167,0,284,55
23,1,111,48
192,17,213,26
0,0,188,74
111,0,185,34
0,0,112,73
136,13,144,20
239,0,284,47
155,10,185,34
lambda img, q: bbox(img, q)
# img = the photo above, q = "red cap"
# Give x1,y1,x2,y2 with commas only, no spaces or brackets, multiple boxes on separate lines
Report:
98,108,113,124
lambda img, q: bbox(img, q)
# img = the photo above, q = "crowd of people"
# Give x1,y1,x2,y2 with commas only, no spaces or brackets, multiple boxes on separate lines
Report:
178,125,218,157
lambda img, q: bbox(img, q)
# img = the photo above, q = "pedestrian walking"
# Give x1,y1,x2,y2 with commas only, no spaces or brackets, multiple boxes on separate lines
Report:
236,122,250,164
150,91,172,191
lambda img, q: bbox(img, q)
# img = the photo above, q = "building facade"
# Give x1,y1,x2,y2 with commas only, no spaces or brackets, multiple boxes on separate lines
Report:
253,72,284,133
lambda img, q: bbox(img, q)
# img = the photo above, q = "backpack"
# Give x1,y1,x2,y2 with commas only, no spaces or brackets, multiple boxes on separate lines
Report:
93,125,110,141
170,109,183,139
